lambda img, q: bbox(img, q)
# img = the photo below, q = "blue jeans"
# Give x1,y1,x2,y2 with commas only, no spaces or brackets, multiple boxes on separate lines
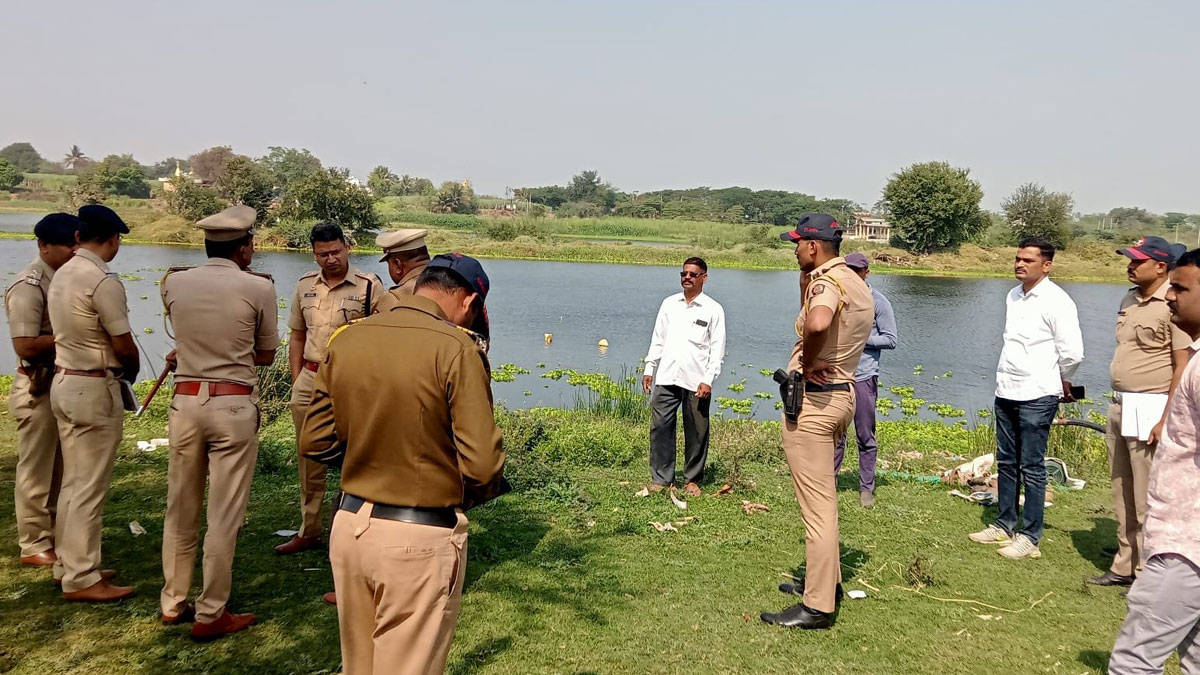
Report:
993,395,1058,544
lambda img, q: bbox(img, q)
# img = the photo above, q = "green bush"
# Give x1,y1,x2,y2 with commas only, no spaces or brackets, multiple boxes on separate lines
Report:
273,219,319,249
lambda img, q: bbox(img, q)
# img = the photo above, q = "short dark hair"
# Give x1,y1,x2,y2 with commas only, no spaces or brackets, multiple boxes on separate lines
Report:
416,267,474,296
1017,236,1055,261
819,239,841,256
310,222,346,247
683,257,708,273
78,222,119,244
205,233,253,260
1176,249,1200,270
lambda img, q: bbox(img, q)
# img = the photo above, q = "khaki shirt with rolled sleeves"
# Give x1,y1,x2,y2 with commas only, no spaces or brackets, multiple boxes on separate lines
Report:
5,257,54,367
1110,283,1191,394
47,248,131,371
299,294,505,510
787,257,874,384
288,269,383,363
162,259,280,387
376,261,428,314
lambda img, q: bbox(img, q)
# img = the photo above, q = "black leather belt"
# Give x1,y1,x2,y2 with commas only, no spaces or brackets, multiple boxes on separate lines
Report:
339,493,457,529
805,382,851,393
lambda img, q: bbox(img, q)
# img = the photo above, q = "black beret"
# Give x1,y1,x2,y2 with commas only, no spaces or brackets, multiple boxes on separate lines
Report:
33,213,82,246
78,204,130,236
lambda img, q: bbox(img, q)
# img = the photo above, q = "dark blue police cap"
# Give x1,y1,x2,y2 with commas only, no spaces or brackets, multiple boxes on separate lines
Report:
426,252,491,338
77,204,130,236
780,212,843,242
33,213,81,246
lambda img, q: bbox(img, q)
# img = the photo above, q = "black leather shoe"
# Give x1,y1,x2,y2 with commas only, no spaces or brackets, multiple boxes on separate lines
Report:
760,602,832,629
1088,571,1135,587
778,579,844,603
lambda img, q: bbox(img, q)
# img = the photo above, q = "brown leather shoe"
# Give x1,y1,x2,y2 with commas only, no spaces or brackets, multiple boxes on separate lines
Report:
54,569,116,587
322,591,337,606
20,550,58,566
162,603,196,625
274,535,321,555
63,579,135,602
682,482,702,497
191,609,256,641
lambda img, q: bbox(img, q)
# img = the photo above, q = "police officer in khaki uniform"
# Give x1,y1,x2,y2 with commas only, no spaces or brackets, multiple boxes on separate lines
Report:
159,205,279,640
47,204,140,602
300,253,504,675
7,214,79,567
761,213,873,630
375,228,430,314
277,222,383,554
1089,236,1190,587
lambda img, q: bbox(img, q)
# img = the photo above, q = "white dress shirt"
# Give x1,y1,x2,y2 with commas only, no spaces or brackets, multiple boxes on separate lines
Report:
995,277,1084,401
643,291,726,391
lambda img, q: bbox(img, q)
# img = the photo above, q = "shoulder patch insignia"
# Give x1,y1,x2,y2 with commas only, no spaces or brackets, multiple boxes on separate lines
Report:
810,284,825,296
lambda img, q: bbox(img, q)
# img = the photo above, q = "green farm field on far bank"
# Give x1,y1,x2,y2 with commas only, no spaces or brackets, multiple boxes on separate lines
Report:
0,192,1134,282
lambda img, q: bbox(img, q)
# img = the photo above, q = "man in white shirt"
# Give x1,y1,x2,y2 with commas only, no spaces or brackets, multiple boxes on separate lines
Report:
970,237,1084,560
641,257,726,497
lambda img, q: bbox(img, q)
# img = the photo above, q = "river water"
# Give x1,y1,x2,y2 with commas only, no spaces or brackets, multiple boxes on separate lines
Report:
0,213,1125,421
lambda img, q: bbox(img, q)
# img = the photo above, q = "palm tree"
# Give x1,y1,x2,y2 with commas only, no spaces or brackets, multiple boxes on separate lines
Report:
62,145,88,170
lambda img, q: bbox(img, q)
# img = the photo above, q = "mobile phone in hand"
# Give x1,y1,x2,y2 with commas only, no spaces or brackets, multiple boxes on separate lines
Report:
1069,385,1085,400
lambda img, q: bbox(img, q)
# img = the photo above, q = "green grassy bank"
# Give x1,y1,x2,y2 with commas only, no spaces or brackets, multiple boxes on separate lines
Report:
0,196,1132,282
0,370,1169,674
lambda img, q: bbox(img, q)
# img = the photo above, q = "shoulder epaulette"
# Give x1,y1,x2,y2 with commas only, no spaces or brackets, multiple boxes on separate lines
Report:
247,270,274,282
22,268,43,286
299,270,319,279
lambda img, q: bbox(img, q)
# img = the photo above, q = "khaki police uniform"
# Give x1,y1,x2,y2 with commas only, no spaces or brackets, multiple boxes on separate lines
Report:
375,228,429,314
782,256,873,613
1106,281,1190,577
288,267,383,538
159,209,280,623
5,257,63,558
299,293,504,675
46,247,132,592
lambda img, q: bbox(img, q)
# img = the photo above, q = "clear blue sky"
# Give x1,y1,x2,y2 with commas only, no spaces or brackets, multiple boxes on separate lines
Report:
5,0,1198,213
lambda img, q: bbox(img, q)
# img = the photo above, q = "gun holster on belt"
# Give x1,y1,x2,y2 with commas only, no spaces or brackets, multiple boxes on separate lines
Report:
773,369,803,423
26,364,53,397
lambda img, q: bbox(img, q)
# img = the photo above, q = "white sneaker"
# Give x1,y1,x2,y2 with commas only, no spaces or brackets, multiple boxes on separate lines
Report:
968,524,1012,545
998,534,1041,559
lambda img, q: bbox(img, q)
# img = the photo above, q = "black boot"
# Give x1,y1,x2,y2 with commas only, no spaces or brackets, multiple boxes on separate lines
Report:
778,579,844,603
760,602,832,629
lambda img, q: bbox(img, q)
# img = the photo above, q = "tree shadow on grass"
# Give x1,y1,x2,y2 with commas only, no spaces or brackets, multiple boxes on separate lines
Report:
1069,517,1118,573
444,497,633,674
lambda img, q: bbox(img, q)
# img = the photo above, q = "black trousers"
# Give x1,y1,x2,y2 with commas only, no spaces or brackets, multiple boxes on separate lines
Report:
649,384,711,486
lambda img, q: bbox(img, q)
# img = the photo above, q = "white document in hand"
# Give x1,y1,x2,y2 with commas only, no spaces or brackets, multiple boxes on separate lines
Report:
1120,392,1169,442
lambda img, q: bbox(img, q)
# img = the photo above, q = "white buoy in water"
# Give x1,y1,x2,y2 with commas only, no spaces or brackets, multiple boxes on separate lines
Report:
544,333,553,345
598,339,609,348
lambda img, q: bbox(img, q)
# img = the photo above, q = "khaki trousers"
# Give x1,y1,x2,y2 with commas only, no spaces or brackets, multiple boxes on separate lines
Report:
781,388,854,614
331,503,469,675
290,367,326,538
10,372,63,557
49,373,123,592
1106,400,1154,577
161,387,260,623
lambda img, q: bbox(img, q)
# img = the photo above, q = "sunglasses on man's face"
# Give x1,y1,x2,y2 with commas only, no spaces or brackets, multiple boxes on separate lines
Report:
680,271,704,279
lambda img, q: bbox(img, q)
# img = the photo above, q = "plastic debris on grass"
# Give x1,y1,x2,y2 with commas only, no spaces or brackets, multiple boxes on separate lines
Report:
129,521,147,536
847,590,867,600
669,491,688,510
136,438,169,452
274,529,299,537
